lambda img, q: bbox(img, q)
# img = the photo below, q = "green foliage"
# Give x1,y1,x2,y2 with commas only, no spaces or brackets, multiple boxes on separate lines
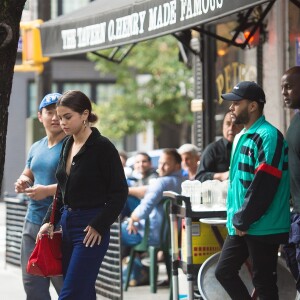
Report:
88,35,193,139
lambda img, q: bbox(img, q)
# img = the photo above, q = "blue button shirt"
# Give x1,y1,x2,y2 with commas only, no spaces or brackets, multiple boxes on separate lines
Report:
134,170,184,246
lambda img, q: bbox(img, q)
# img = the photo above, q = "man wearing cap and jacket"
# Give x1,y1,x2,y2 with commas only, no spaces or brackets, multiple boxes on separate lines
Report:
14,93,66,299
214,81,290,300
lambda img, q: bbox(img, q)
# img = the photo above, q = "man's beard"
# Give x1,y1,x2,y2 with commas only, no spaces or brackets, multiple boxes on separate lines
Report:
234,107,250,125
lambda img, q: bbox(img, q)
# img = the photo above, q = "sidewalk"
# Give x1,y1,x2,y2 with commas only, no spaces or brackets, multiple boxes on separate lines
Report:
0,201,169,299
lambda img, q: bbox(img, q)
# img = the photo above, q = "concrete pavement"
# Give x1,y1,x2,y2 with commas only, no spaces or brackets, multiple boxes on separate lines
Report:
0,201,169,299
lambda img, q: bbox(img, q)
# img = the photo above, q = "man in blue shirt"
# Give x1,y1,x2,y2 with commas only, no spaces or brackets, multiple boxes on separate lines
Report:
14,93,65,300
122,148,183,247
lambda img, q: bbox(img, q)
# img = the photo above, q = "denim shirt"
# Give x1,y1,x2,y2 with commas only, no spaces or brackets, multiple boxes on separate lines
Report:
133,170,184,246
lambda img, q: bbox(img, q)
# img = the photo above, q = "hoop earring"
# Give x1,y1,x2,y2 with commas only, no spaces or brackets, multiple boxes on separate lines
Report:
83,120,87,128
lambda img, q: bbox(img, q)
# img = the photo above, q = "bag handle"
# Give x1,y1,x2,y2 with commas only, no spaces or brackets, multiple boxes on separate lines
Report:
50,188,59,225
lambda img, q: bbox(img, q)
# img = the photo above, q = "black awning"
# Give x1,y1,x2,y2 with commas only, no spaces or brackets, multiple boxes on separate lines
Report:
40,0,273,57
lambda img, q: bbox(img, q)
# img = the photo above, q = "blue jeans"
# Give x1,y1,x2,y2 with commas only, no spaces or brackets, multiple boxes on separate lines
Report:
59,207,110,300
21,220,63,300
215,235,279,300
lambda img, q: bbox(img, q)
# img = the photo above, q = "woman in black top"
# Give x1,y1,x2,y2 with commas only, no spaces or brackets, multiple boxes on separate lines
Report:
38,90,128,299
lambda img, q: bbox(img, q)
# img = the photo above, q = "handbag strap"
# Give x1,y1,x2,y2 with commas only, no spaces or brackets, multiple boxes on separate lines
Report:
50,188,59,225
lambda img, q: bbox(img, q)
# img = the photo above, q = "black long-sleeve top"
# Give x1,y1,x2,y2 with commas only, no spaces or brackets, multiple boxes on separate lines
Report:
44,127,128,235
195,137,232,182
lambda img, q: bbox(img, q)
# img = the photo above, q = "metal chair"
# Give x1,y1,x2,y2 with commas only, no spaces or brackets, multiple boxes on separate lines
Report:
123,198,171,293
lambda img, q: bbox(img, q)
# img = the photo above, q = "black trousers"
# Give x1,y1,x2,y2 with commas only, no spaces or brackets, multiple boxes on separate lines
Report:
283,213,300,293
215,235,279,300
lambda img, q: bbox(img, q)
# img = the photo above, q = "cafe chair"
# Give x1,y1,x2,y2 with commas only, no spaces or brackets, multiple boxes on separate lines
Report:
123,198,172,293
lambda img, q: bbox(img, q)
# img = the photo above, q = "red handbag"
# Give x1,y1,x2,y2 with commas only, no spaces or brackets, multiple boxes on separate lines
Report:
26,190,63,277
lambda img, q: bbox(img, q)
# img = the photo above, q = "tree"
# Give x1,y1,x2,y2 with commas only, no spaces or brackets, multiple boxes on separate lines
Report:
88,35,194,148
0,0,26,193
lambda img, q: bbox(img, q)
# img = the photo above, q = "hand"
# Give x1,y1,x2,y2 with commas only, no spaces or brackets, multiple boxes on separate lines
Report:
220,171,229,181
83,226,102,247
24,185,49,200
36,223,54,243
213,171,229,182
126,218,138,235
14,178,32,193
235,227,247,237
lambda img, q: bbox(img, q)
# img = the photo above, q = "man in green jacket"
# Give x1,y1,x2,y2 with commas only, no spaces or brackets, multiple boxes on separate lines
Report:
215,81,290,300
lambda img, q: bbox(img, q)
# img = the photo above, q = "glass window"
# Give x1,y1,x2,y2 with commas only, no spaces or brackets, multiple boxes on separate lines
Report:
51,0,92,17
95,84,119,104
28,82,120,117
63,0,90,14
51,0,58,19
213,22,257,138
28,82,58,118
63,83,91,97
28,82,38,118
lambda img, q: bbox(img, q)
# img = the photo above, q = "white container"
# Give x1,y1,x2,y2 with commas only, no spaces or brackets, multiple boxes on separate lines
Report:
178,268,188,300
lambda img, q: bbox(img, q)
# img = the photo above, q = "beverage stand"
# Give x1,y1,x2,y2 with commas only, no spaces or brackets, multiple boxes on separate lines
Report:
163,191,227,300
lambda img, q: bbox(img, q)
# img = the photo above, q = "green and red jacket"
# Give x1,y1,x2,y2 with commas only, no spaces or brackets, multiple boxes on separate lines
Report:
227,116,290,237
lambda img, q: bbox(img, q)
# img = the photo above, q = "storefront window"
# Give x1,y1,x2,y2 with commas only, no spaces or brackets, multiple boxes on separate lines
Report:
213,22,257,138
51,0,92,17
63,0,90,14
27,83,58,117
95,84,119,104
27,82,117,117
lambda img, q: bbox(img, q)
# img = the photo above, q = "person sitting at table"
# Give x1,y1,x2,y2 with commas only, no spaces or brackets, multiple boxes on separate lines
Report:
178,143,200,180
121,149,184,285
122,152,158,218
195,111,243,182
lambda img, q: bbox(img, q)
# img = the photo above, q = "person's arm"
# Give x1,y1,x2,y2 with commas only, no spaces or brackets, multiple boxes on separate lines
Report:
15,166,58,200
128,185,148,199
195,145,216,182
213,171,229,181
126,179,163,234
14,168,34,193
89,145,128,236
25,184,58,201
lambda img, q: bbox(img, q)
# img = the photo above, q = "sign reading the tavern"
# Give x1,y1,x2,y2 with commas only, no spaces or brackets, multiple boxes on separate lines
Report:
40,0,270,57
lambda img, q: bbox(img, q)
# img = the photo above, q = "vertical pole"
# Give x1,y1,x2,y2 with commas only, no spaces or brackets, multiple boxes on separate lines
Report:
256,27,263,87
191,37,204,153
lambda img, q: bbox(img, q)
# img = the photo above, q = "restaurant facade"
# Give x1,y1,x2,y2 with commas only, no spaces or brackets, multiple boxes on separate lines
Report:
2,0,300,195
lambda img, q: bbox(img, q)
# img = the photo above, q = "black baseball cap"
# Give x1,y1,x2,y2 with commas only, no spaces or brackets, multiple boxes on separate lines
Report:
221,81,266,103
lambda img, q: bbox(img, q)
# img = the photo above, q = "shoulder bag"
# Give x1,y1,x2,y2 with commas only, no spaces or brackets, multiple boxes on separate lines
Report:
26,190,62,277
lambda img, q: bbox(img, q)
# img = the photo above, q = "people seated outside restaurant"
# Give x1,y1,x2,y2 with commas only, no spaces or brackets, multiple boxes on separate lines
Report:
122,152,158,218
121,148,184,255
130,152,158,186
195,111,243,182
178,143,200,180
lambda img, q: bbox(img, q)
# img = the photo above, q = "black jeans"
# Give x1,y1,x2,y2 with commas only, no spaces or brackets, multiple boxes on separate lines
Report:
215,235,279,300
283,213,300,293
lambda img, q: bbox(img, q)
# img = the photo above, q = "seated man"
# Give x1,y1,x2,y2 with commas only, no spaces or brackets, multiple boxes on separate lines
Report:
122,152,158,218
195,111,242,182
121,148,183,249
131,152,158,185
178,143,200,180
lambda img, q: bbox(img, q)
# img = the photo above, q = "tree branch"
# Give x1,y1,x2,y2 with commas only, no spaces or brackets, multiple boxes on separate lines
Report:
0,23,13,50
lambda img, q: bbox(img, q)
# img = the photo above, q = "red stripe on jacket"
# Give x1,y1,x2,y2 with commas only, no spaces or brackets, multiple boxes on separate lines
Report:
255,163,282,178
